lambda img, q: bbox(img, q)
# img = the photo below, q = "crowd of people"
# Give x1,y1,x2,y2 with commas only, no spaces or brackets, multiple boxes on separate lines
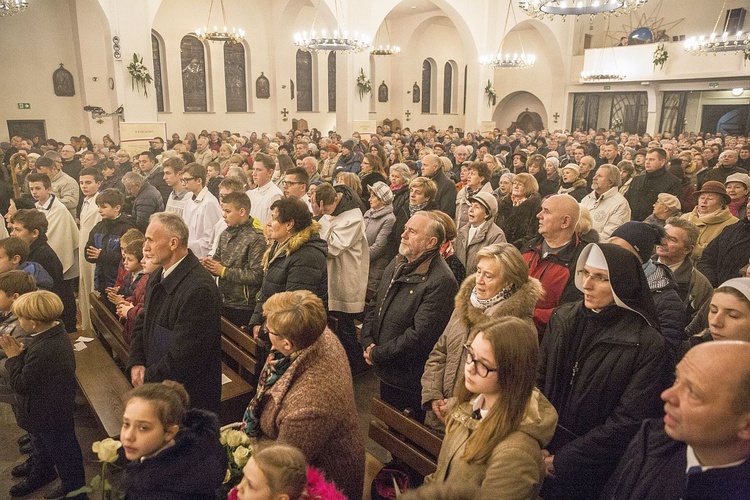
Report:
0,124,749,499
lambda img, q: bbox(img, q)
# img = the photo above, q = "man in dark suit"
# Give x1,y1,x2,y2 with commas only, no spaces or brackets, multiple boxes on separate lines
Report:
128,212,222,414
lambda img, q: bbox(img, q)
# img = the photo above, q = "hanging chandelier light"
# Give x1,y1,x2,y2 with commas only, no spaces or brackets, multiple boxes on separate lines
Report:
684,1,750,55
194,0,244,44
0,0,28,17
580,18,626,81
371,19,400,56
518,0,647,19
580,71,625,81
481,1,536,69
293,0,371,52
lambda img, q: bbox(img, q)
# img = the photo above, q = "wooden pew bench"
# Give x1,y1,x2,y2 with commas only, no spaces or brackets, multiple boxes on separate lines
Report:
86,294,263,426
368,397,443,478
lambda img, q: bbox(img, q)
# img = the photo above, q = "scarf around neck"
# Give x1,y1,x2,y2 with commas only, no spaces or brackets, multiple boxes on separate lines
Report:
243,348,300,437
470,283,517,309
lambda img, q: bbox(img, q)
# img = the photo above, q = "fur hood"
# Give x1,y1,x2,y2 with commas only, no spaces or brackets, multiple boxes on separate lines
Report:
262,220,326,270
454,274,544,329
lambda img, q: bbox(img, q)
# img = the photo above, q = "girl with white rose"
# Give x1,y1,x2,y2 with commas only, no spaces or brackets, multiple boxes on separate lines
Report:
120,380,227,499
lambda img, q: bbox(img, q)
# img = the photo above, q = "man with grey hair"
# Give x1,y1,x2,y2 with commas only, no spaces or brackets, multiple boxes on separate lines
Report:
421,154,457,218
580,164,631,241
579,155,597,189
362,211,458,422
301,155,323,186
127,212,222,414
37,154,79,219
122,171,165,232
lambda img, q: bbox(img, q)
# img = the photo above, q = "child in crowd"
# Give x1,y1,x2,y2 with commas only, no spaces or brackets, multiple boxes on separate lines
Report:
120,380,226,499
99,160,126,193
106,227,145,298
85,188,135,312
206,162,224,199
0,291,87,499
230,444,346,500
78,166,103,332
0,271,37,404
0,237,53,290
201,192,266,327
115,249,157,344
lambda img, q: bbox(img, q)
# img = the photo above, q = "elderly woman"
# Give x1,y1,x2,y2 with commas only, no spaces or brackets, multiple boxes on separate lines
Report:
495,172,515,198
538,243,669,500
539,156,561,198
243,290,365,500
725,172,750,219
644,193,682,227
494,172,541,249
556,164,589,201
681,181,738,262
387,176,438,259
320,145,339,183
422,243,544,433
248,198,328,339
455,161,493,231
431,210,466,286
454,192,506,274
364,181,396,300
115,149,133,177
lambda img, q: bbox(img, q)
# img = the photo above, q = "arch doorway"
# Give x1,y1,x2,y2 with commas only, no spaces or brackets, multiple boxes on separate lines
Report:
511,111,544,133
492,91,547,132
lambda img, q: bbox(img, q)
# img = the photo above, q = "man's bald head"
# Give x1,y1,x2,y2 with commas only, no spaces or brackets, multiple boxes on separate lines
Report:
301,156,317,176
537,194,580,245
421,154,441,177
688,342,750,414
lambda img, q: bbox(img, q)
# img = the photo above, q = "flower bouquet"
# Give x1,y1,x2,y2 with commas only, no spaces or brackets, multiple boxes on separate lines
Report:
127,53,153,97
67,438,124,499
216,425,252,499
485,80,497,107
653,44,668,70
356,68,371,101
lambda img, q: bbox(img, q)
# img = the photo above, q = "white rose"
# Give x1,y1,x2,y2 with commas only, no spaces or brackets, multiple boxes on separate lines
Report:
233,446,251,468
224,430,250,447
92,438,122,463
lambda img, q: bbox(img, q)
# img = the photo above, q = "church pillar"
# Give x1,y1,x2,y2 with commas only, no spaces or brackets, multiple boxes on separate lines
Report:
465,63,495,131
335,52,370,139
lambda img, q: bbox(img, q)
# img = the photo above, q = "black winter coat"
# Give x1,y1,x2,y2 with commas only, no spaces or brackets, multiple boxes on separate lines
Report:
124,409,227,500
5,322,76,432
538,302,670,500
646,261,687,361
361,253,458,394
603,419,750,500
698,218,750,287
28,236,77,333
128,251,222,415
494,192,541,249
625,168,682,221
249,222,328,327
85,215,135,292
426,169,457,218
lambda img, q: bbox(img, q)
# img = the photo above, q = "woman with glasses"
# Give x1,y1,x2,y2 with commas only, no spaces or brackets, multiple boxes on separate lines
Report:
422,243,543,433
537,243,670,500
494,172,542,249
423,317,557,499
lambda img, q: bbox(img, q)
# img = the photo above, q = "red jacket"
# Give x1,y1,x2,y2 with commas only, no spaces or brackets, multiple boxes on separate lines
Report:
522,235,584,336
123,272,150,344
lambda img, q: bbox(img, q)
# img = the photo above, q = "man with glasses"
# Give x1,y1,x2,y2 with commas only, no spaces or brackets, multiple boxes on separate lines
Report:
282,167,312,213
59,144,82,179
37,155,79,219
180,163,222,259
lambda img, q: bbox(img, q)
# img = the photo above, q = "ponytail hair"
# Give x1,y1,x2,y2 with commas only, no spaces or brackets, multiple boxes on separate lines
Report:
124,380,189,430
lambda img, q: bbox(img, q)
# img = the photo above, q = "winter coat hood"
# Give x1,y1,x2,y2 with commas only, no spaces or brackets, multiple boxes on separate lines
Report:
332,184,365,215
455,274,544,330
262,220,326,269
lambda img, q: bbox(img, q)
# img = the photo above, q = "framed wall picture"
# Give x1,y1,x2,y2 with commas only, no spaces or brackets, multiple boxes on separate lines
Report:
378,81,389,102
256,72,270,99
53,64,75,97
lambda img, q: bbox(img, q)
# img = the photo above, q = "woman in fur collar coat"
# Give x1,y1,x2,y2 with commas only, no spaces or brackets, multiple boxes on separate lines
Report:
421,243,544,432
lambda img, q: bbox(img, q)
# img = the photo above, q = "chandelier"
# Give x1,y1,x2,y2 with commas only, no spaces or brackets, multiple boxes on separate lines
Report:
684,1,750,55
580,18,626,82
194,0,244,44
0,0,28,17
481,1,536,69
580,71,625,81
518,0,648,19
371,19,400,56
294,0,371,52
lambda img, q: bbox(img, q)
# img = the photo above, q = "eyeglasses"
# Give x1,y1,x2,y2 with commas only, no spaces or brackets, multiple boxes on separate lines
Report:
577,269,610,283
462,344,497,378
180,177,196,183
283,180,305,186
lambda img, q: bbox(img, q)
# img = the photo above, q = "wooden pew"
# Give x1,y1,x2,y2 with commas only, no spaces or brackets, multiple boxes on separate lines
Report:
86,294,262,424
368,397,443,477
69,332,131,438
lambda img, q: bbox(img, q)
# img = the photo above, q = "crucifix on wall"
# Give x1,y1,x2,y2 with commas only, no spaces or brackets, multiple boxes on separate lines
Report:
281,108,289,121
405,110,411,121
553,112,560,123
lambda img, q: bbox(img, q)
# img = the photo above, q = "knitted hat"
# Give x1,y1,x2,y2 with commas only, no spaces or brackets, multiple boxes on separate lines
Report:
468,191,498,219
656,193,681,212
610,221,666,264
546,157,560,169
327,144,340,153
341,139,355,151
694,180,731,205
561,163,580,175
369,181,394,205
725,172,750,189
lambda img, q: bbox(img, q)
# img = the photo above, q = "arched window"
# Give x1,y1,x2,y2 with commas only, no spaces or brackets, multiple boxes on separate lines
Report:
224,42,247,112
328,52,336,112
180,35,207,112
296,49,313,112
443,61,456,114
421,59,435,114
151,33,165,112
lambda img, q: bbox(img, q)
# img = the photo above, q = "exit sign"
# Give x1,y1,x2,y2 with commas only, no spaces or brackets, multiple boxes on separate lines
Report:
603,85,611,90
17,103,30,109
709,82,719,88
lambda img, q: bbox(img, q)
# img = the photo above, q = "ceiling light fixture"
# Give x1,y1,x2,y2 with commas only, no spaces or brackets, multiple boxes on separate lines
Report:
371,19,401,56
0,0,28,17
481,1,536,69
294,0,371,52
580,18,627,82
518,0,648,20
685,0,749,55
194,0,245,44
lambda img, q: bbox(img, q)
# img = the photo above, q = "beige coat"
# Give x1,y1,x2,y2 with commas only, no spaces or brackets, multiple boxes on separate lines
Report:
453,220,507,275
681,207,738,262
421,275,544,431
257,329,365,500
78,193,102,330
426,388,558,500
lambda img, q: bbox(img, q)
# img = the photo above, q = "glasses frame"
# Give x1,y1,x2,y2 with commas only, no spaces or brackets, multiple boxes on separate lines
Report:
462,344,497,378
577,268,610,283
